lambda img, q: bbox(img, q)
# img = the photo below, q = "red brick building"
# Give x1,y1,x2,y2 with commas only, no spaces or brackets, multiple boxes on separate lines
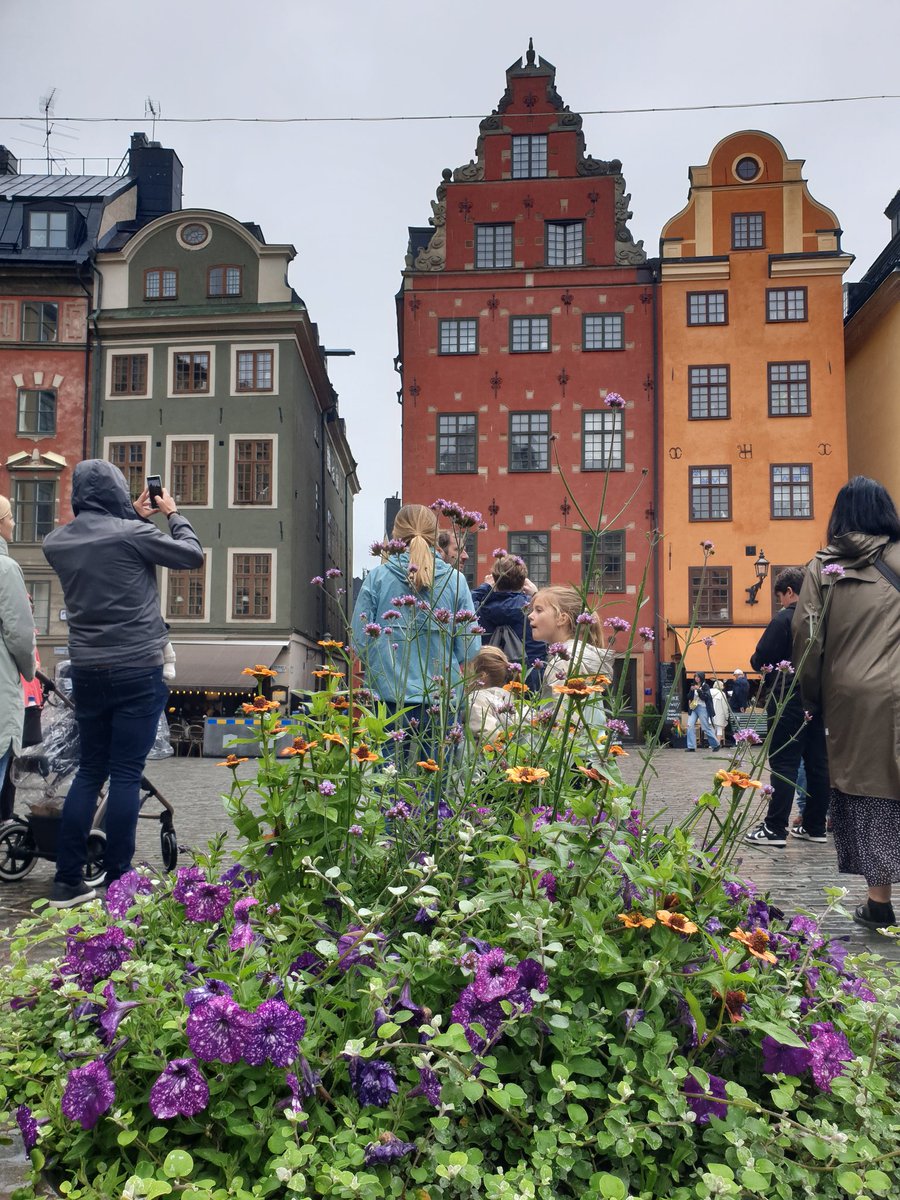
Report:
398,43,657,705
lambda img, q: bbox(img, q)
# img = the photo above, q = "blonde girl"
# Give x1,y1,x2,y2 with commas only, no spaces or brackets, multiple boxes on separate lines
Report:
527,586,614,736
465,646,513,742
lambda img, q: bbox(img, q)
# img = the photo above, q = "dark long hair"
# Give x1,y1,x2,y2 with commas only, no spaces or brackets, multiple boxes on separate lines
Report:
826,476,900,543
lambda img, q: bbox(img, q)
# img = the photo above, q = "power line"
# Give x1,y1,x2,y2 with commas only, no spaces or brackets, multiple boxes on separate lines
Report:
1,92,899,127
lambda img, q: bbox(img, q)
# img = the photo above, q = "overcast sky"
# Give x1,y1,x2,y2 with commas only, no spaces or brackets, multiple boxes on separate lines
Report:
4,0,898,572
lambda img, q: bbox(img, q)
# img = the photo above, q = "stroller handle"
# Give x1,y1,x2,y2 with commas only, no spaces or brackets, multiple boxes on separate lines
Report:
37,670,76,711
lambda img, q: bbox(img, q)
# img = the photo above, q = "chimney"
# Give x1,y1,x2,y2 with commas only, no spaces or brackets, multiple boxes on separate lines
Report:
0,146,19,175
886,191,900,241
129,131,183,225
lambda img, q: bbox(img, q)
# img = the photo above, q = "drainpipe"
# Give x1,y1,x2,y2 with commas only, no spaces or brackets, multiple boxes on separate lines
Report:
650,260,662,707
76,260,103,462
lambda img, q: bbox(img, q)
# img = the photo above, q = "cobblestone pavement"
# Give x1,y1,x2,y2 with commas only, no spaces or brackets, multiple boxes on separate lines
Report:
1,746,898,1195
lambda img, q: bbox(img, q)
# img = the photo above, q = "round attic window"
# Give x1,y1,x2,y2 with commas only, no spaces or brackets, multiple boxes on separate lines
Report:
179,222,209,248
734,157,761,182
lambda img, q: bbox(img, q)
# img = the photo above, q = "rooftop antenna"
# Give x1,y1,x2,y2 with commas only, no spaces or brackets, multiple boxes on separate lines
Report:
39,88,57,173
144,97,160,140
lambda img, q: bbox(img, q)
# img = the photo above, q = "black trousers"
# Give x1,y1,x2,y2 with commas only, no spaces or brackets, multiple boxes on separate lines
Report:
764,699,830,836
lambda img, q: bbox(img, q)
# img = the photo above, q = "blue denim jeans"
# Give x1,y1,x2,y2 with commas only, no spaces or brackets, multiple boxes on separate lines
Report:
55,665,168,887
686,705,719,750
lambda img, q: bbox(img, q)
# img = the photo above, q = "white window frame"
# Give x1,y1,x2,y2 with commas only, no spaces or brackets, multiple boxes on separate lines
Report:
226,547,278,625
166,344,216,399
105,347,154,401
228,433,278,509
165,434,215,510
229,342,279,396
160,550,212,624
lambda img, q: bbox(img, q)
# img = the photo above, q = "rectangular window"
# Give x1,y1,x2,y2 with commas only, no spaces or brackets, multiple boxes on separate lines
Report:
768,362,810,416
173,352,210,394
583,313,624,350
233,439,273,504
511,134,547,179
582,410,624,471
509,412,550,472
437,414,477,473
687,292,728,326
510,315,550,352
12,479,56,542
144,269,177,301
16,388,56,435
21,301,58,343
438,319,478,355
208,265,242,297
582,530,626,593
108,441,146,497
689,566,732,623
508,532,549,589
111,354,149,396
170,440,210,506
236,349,273,391
24,579,51,634
767,287,807,322
460,532,477,590
232,552,272,619
689,365,730,419
771,464,812,519
546,220,584,266
475,224,513,268
690,466,732,521
28,211,68,248
167,557,207,620
732,212,764,249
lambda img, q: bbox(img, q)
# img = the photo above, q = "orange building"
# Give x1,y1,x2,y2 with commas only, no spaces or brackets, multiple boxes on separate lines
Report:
658,131,852,681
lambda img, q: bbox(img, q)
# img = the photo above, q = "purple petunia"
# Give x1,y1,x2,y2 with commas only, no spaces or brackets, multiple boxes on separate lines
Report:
808,1022,854,1092
683,1071,727,1124
472,948,519,1003
14,1105,45,1155
364,1132,416,1166
98,982,139,1045
408,1065,442,1107
761,1035,812,1077
841,976,877,1002
337,927,382,973
183,882,232,924
243,999,306,1067
105,870,154,918
186,995,253,1063
452,986,506,1053
228,896,260,951
62,926,134,990
537,871,557,902
347,1056,398,1107
184,978,233,1010
61,1059,115,1130
149,1058,210,1120
173,866,205,903
287,951,322,978
621,1008,645,1031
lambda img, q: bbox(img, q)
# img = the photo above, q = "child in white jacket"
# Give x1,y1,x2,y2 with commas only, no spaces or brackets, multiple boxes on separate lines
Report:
466,646,514,743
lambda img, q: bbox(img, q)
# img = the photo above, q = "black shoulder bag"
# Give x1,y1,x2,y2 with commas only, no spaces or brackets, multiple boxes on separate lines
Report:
874,548,900,594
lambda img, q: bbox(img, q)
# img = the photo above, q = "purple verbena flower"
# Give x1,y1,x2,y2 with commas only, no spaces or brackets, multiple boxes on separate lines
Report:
432,607,452,624
761,1035,812,1077
186,995,252,1064
548,642,570,658
349,823,364,836
822,563,845,578
318,780,337,796
365,1132,416,1165
775,660,795,674
733,728,762,745
325,567,342,579
364,623,383,637
683,1071,727,1124
700,540,715,553
701,636,716,649
382,609,402,621
454,608,475,623
638,626,655,641
183,882,232,924
604,391,627,409
244,999,306,1067
606,718,630,739
705,917,724,934
149,1058,210,1120
603,616,630,632
347,1056,398,1107
61,1060,115,1130
310,575,325,586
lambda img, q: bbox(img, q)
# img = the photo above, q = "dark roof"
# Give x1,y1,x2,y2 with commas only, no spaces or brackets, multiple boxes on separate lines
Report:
407,226,432,261
845,232,900,320
0,173,132,201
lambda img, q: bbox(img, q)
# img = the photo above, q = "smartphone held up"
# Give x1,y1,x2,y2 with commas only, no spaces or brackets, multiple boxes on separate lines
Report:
146,475,163,509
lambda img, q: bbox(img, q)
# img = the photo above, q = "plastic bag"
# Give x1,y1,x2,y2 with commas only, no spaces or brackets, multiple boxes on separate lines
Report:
147,712,174,759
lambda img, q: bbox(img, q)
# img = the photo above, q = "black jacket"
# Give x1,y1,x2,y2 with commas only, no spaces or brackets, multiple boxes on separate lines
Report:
688,681,715,719
751,603,798,698
729,676,750,711
471,584,546,688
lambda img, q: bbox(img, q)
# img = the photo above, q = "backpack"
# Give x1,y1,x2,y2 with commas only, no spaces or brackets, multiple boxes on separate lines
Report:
488,622,524,667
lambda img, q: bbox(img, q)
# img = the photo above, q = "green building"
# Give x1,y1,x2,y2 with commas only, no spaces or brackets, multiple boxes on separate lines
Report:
95,206,358,712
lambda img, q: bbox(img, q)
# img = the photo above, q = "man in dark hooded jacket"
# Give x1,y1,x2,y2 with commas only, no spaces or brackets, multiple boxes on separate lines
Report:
42,460,203,906
472,554,546,690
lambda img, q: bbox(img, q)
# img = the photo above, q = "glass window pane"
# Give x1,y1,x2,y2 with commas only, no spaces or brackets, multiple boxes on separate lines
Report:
583,314,624,350
508,532,549,589
583,411,623,471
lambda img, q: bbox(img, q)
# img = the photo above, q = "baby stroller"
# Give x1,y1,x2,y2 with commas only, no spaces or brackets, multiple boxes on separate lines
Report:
0,669,178,884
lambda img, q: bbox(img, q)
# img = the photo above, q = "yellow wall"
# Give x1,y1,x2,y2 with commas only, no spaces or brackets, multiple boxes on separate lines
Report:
846,283,900,499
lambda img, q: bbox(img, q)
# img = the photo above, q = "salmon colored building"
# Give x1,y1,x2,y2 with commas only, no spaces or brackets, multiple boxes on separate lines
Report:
658,131,852,681
398,43,657,711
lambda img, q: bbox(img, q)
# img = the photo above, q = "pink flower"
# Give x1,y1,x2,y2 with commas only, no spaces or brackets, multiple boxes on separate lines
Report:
604,392,627,409
822,563,845,578
638,626,655,641
701,636,716,649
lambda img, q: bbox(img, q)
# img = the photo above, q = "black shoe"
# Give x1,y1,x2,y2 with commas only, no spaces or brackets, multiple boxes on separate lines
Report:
853,902,896,931
685,748,696,752
744,822,786,848
790,826,828,843
48,880,97,909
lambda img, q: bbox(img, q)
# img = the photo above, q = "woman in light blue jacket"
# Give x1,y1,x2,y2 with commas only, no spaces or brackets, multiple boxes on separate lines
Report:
351,504,480,753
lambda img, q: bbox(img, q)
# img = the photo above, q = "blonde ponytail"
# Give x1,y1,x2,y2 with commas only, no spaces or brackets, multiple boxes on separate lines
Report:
392,504,438,590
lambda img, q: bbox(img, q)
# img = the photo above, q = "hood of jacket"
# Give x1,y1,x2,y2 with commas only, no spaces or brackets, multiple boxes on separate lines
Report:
71,459,136,519
817,532,890,570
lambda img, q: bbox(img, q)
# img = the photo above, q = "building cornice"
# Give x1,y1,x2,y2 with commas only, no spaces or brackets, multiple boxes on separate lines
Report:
660,259,731,282
768,253,854,279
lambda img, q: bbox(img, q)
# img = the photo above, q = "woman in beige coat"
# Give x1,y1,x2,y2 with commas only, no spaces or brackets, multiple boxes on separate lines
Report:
0,496,37,801
793,477,900,931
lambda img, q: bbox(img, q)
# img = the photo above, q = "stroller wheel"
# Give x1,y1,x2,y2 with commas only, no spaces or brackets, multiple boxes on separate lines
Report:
84,831,107,886
160,827,178,872
0,822,37,882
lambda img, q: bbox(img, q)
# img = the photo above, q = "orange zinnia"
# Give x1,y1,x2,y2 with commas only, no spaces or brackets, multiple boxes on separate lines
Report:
505,765,550,784
715,769,761,790
329,698,350,711
242,664,277,679
502,681,528,693
553,676,603,697
729,927,777,964
241,697,280,714
577,765,603,783
313,668,344,679
417,758,440,772
217,753,249,768
617,911,655,929
351,744,379,764
608,744,628,758
715,989,748,1023
322,732,345,746
318,639,344,649
656,909,699,934
280,736,318,757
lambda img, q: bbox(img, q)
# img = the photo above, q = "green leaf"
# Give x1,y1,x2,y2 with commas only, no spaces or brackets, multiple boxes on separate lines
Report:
757,1022,807,1049
683,988,707,1039
566,1102,589,1127
592,1174,626,1200
377,1021,400,1039
147,1126,168,1144
117,1129,139,1146
864,1171,893,1196
836,1172,864,1194
461,1080,484,1103
740,1170,768,1192
163,1150,195,1179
